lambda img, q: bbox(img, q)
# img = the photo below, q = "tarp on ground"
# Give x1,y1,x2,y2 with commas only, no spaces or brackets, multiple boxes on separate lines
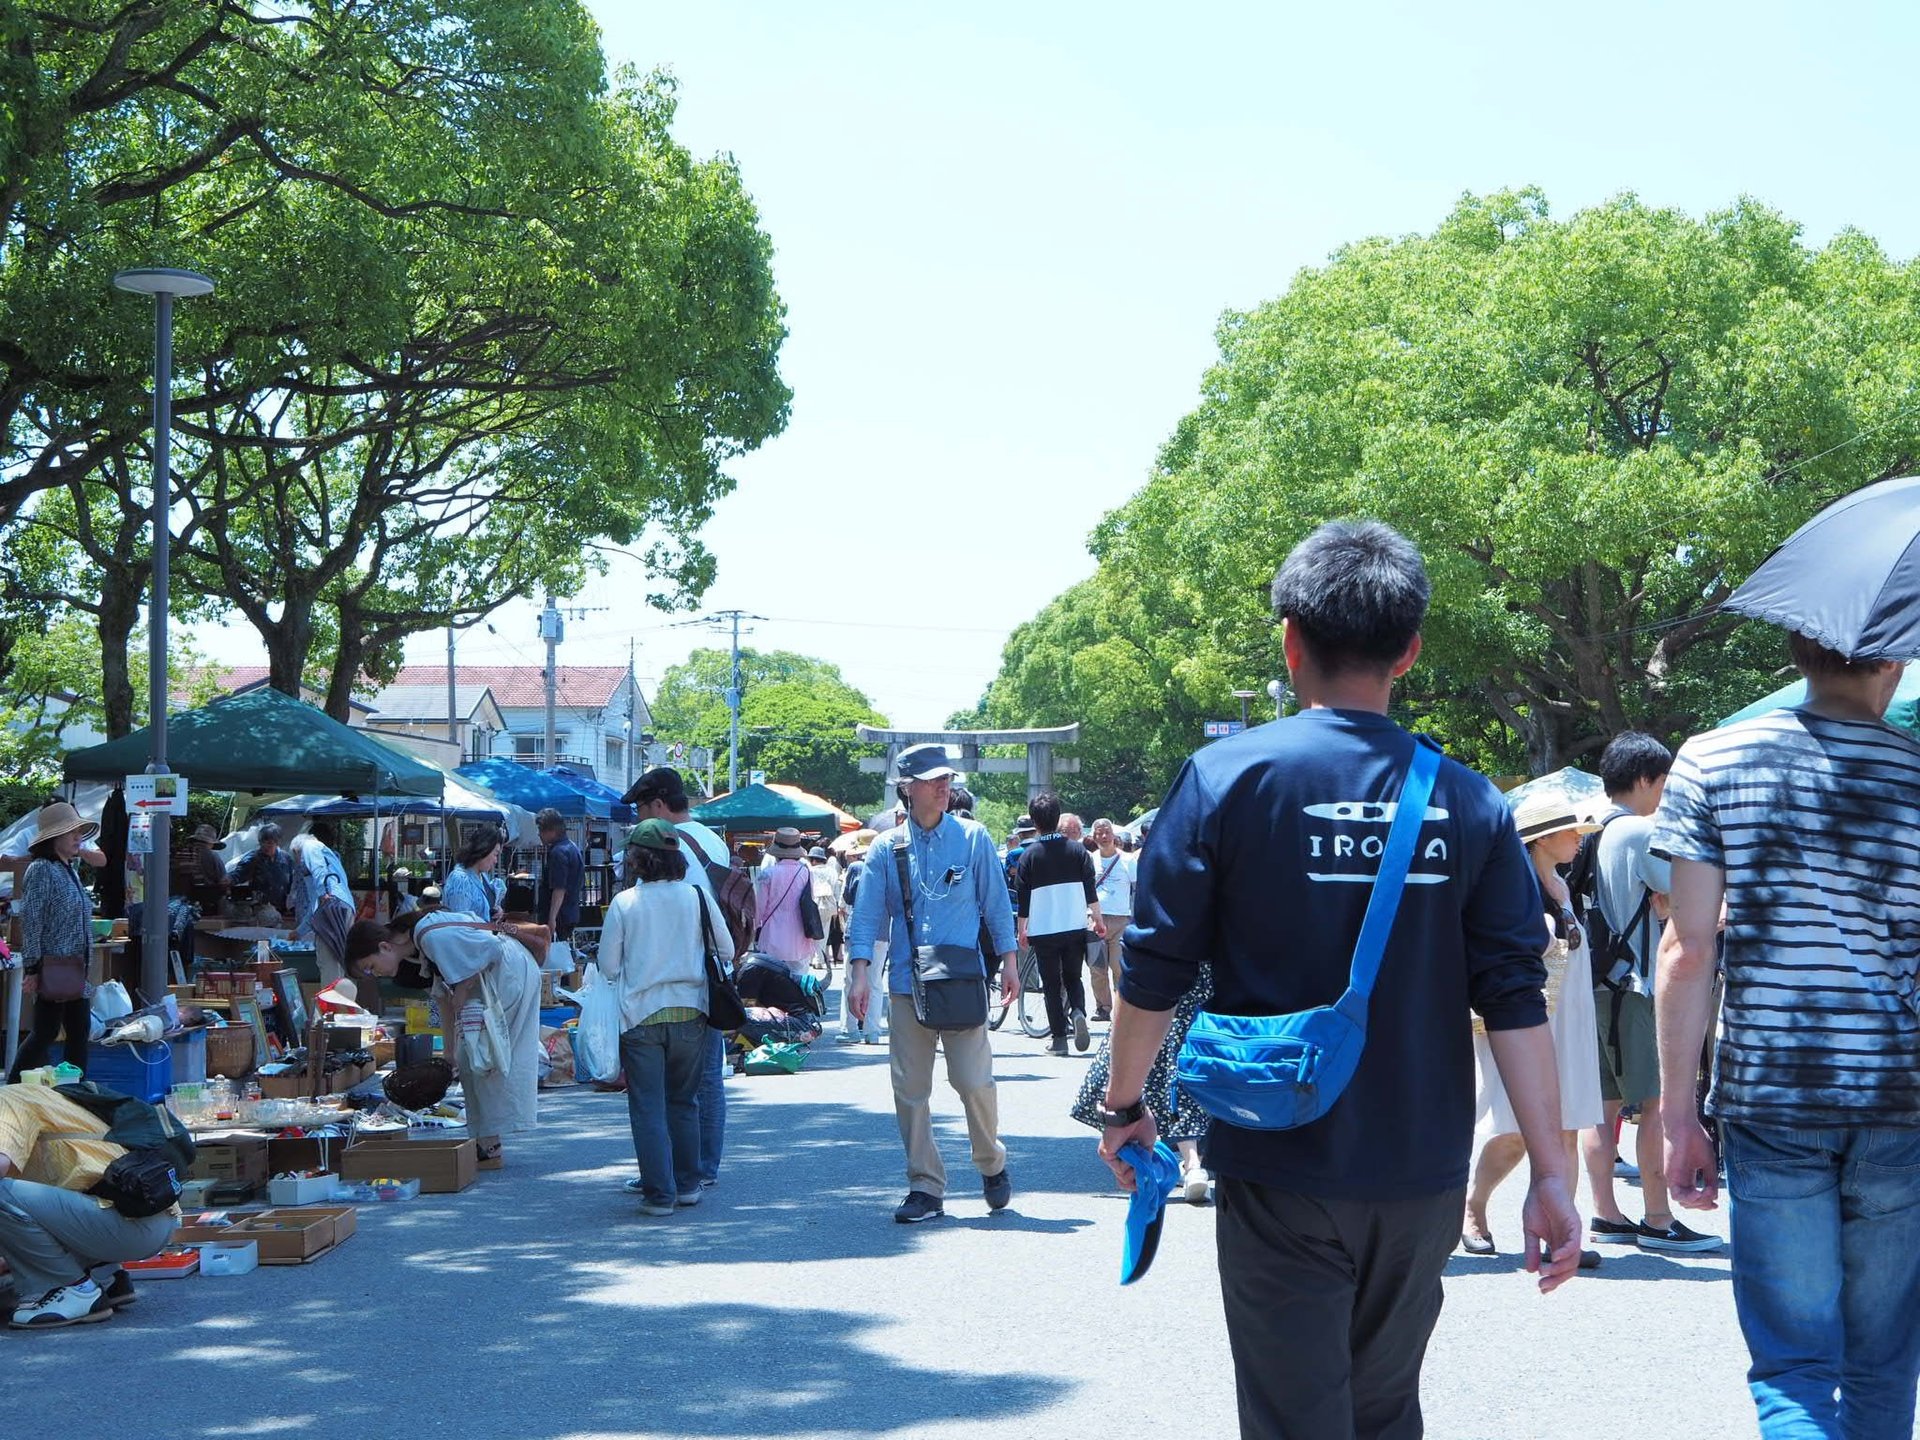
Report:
454,758,609,819
63,688,444,798
691,782,840,835
1719,660,1920,739
545,764,636,823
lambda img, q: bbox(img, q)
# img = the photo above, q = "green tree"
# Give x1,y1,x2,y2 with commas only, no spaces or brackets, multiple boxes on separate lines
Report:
989,190,1920,780
1,2,789,725
652,648,887,808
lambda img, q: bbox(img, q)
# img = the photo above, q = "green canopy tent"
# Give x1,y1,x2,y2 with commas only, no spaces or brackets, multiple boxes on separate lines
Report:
1718,661,1920,740
64,687,444,798
689,782,840,836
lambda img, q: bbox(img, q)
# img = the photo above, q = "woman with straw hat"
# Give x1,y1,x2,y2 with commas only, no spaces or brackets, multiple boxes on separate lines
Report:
1459,792,1606,1263
5,803,100,1082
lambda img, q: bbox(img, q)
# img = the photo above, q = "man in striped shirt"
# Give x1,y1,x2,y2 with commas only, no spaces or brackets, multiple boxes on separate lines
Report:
1655,630,1920,1438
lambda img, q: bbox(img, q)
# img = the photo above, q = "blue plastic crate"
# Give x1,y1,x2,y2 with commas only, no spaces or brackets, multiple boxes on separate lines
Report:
52,1039,173,1101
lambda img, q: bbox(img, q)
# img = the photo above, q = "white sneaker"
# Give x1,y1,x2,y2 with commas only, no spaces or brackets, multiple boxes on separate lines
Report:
11,1280,110,1330
675,1189,703,1208
1182,1164,1211,1206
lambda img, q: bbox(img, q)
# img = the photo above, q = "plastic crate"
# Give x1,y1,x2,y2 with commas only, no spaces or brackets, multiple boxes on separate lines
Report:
52,1039,172,1101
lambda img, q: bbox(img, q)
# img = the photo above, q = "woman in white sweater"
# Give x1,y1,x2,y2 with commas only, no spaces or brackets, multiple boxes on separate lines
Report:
598,819,729,1216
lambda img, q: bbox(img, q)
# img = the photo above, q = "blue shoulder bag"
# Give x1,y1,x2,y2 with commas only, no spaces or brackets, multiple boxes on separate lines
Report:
1175,738,1441,1131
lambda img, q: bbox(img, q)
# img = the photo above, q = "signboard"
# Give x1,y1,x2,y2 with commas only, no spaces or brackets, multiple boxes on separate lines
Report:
749,769,767,786
125,774,189,815
1202,720,1246,739
127,813,153,855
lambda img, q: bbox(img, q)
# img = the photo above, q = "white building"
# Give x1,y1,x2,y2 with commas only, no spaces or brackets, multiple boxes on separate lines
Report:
383,665,652,785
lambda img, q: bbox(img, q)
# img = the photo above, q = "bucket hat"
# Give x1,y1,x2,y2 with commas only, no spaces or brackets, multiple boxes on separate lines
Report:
768,827,808,859
188,823,225,848
31,802,98,848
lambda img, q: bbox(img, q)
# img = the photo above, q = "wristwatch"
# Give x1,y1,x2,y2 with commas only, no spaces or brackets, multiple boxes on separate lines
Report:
1098,1097,1147,1128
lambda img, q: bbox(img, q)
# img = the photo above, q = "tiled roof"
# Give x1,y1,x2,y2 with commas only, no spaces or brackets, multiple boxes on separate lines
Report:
389,664,629,712
364,684,500,723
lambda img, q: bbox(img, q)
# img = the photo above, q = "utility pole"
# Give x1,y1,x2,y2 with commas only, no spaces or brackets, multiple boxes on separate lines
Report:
446,622,459,748
625,638,636,789
539,596,562,766
668,609,764,793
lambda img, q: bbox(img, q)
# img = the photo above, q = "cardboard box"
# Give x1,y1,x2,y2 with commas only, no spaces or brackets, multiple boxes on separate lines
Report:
267,1133,347,1174
198,1241,259,1275
256,1059,372,1100
268,1174,336,1205
188,1138,269,1186
340,1134,477,1194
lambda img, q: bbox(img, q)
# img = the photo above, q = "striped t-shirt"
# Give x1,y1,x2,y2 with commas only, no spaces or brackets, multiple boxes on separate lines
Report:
1654,709,1920,1128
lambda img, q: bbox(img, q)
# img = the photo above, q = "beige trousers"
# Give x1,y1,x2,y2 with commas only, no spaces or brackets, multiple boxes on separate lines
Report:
887,995,1004,1198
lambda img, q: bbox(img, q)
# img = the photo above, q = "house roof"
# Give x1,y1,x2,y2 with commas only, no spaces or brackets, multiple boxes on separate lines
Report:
364,684,502,724
390,664,634,714
172,667,373,714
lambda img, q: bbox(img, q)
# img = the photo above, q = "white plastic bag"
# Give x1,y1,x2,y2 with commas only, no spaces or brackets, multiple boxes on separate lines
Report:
573,965,621,1082
90,981,134,1023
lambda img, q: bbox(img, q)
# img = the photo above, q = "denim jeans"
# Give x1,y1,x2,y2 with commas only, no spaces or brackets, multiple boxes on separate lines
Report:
696,1026,725,1183
1724,1121,1920,1439
618,1018,708,1207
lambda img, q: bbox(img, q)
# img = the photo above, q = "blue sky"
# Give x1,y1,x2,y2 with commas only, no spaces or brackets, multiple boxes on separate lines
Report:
200,1,1920,728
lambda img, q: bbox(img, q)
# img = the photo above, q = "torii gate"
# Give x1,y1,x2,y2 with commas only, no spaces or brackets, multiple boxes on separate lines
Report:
855,724,1080,802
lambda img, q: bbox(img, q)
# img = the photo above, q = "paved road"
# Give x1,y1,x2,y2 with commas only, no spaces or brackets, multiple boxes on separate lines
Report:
4,1003,1871,1439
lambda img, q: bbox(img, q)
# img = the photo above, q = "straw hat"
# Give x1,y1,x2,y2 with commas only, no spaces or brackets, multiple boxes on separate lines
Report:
768,827,808,859
31,802,98,848
1512,792,1602,845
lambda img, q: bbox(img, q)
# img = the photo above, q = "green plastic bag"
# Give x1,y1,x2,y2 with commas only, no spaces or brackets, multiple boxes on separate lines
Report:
742,1040,806,1075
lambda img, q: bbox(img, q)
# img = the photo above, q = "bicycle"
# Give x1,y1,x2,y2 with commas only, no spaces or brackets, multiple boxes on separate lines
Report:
987,948,1051,1039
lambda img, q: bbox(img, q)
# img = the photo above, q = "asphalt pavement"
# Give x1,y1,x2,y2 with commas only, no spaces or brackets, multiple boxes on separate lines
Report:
3,998,1870,1439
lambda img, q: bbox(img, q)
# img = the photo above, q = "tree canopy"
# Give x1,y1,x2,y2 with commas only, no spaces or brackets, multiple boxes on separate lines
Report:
651,647,886,808
0,0,789,738
979,189,1920,785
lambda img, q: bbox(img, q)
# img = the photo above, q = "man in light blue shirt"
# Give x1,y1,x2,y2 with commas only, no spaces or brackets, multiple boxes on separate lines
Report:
847,744,1019,1224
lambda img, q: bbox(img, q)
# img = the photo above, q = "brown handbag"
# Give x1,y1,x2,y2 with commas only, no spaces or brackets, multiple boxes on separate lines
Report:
37,953,87,1003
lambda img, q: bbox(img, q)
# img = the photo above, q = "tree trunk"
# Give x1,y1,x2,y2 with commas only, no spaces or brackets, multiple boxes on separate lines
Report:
262,601,315,699
326,627,364,723
96,567,145,739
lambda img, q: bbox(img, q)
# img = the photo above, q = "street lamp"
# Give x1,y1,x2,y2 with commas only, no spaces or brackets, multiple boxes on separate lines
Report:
1231,689,1261,729
114,266,214,1005
1266,678,1290,718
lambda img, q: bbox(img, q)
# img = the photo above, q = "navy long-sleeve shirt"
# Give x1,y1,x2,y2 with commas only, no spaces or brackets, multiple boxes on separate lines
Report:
1121,708,1546,1200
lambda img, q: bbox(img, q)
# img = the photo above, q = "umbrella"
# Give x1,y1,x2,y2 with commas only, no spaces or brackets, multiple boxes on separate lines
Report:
1719,660,1920,738
1723,473,1920,658
830,828,878,856
1501,767,1607,822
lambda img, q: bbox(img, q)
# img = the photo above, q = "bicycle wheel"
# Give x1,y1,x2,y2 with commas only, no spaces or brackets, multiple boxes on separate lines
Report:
1017,950,1052,1039
987,987,1010,1031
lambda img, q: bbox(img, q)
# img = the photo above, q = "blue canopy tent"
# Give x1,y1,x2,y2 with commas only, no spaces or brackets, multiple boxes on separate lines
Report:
1720,661,1920,739
454,759,610,818
545,765,636,823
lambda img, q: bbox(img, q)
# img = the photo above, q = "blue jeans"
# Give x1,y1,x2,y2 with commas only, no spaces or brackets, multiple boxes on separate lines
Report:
697,1026,725,1183
618,1018,708,1207
1724,1121,1920,1439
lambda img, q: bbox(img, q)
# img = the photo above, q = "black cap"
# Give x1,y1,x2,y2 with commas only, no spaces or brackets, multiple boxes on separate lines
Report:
622,766,686,808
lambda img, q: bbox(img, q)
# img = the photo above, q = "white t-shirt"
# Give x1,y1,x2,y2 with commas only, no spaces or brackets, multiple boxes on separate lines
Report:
674,819,728,899
1092,849,1137,917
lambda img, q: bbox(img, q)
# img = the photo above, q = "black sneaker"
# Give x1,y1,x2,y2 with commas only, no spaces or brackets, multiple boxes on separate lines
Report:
1071,1009,1090,1052
1636,1219,1725,1254
1047,1037,1068,1057
101,1270,137,1310
983,1167,1013,1212
893,1190,945,1224
1589,1217,1641,1244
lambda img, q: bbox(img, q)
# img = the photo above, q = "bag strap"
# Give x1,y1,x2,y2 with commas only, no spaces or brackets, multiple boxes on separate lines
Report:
1097,854,1122,888
1343,739,1443,1008
891,834,916,939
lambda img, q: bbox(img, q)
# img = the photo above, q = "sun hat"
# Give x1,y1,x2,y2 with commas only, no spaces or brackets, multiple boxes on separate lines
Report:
314,978,374,1019
807,846,828,862
894,743,962,784
1118,1140,1184,1285
768,827,808,859
188,823,224,848
624,818,681,851
31,802,99,848
1512,792,1602,845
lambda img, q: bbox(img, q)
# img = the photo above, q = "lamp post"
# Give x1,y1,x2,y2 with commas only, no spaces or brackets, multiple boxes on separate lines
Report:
114,266,214,1005
1231,689,1261,729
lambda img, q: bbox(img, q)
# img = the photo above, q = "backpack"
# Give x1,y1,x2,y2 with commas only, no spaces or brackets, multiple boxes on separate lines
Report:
842,860,862,910
1565,814,1652,991
698,853,759,961
53,1081,197,1218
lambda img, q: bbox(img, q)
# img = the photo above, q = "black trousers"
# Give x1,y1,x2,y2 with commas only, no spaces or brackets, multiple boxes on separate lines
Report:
1031,933,1086,1039
7,993,92,1081
1215,1174,1464,1440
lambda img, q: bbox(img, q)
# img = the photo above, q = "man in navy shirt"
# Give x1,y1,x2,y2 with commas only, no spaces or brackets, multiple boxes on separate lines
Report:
1098,521,1581,1440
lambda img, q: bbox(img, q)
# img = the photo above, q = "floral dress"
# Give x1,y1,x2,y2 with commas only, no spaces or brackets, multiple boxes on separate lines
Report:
1071,962,1213,1140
